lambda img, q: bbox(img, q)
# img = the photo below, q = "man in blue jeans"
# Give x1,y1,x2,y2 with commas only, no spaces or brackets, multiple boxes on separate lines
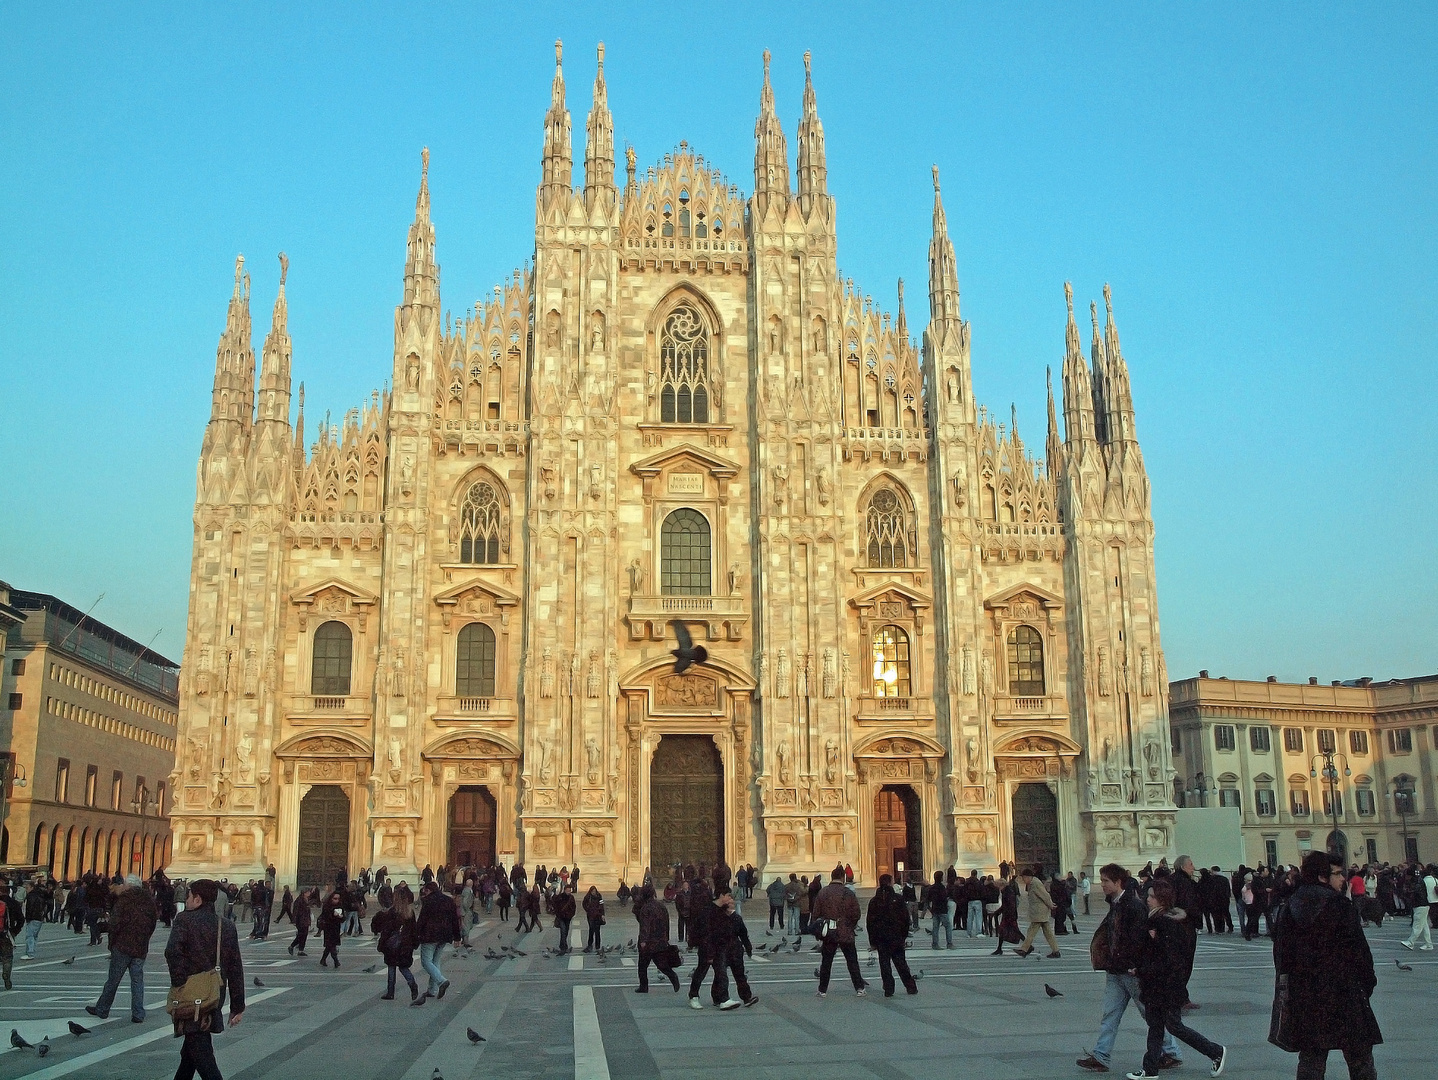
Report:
926,872,953,949
85,875,158,1024
1077,864,1180,1073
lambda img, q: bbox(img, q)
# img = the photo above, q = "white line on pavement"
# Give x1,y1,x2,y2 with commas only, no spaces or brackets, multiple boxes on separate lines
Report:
568,954,584,972
572,984,610,1080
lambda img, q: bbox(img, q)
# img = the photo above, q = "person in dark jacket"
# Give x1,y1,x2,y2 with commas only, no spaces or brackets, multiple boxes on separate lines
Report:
316,889,346,967
926,871,953,949
86,875,158,1023
714,889,757,1007
164,879,244,1080
370,893,422,1004
1129,878,1225,1079
288,889,312,956
552,888,577,955
582,886,605,953
0,885,22,990
416,882,463,998
1270,851,1381,1080
867,875,917,996
634,884,680,993
84,876,110,946
812,869,866,997
277,886,293,925
21,876,51,960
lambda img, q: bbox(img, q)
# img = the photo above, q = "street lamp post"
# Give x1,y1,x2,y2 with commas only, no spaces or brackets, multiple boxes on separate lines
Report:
1185,772,1210,808
1310,748,1351,861
1389,782,1415,864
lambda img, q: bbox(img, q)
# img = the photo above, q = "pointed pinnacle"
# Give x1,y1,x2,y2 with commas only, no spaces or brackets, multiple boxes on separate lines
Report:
1103,281,1113,317
278,251,288,287
597,41,604,69
234,254,245,293
1091,300,1101,337
421,146,429,178
1064,281,1074,317
555,39,563,65
932,164,941,193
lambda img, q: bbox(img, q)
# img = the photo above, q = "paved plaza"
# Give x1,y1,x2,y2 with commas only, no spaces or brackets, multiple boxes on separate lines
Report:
0,902,1430,1080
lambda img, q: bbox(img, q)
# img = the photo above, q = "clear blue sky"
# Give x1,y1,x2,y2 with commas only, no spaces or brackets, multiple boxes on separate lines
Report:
1,3,1434,682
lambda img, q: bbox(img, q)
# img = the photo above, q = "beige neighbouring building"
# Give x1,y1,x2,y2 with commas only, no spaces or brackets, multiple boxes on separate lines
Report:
1169,673,1438,869
168,44,1181,890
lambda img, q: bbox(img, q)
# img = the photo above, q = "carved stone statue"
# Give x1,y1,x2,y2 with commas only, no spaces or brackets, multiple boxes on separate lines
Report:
1102,735,1117,782
188,737,205,781
399,455,415,497
584,736,601,784
821,648,836,699
627,560,645,595
815,467,832,506
728,563,740,596
590,312,605,352
588,462,602,501
961,645,976,696
1085,763,1099,805
776,739,791,785
405,354,420,390
537,739,553,784
1143,735,1161,781
387,733,403,779
824,738,840,784
771,464,788,509
236,729,254,781
965,735,980,783
775,649,790,698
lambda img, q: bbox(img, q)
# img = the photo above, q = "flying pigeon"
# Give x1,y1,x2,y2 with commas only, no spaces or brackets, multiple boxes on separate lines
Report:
668,621,708,674
36,1038,50,1058
1395,958,1413,972
62,956,76,966
1045,984,1063,998
253,977,265,987
10,1030,32,1049
67,1020,91,1036
467,1026,487,1043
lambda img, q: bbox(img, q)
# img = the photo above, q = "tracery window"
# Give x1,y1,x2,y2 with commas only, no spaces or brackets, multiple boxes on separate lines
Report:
1006,625,1044,695
660,508,711,595
311,621,353,696
864,487,913,568
459,481,503,564
456,623,497,698
870,625,911,698
659,304,711,424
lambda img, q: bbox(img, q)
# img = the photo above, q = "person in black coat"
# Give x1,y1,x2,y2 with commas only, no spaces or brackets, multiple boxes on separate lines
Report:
317,890,346,967
552,888,577,955
164,880,245,1080
288,889,312,957
634,885,680,993
1270,851,1381,1080
371,894,422,1004
1130,878,1226,1079
867,875,918,996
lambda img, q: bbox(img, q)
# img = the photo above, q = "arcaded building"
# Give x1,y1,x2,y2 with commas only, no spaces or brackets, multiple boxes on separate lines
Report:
168,45,1179,888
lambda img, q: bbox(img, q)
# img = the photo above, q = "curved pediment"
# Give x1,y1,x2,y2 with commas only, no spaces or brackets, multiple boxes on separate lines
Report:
423,732,520,760
993,729,1083,756
853,731,946,758
274,732,371,758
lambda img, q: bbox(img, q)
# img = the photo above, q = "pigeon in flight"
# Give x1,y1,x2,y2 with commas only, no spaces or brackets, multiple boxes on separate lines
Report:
1044,983,1063,998
466,1026,487,1043
67,1020,91,1036
1395,958,1413,972
669,621,708,674
10,1030,32,1049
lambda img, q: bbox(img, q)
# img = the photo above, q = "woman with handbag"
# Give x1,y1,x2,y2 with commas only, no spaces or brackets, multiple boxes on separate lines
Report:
370,894,422,1004
164,879,244,1080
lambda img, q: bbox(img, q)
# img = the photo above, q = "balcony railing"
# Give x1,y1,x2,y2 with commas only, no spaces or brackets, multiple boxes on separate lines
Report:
628,595,747,618
991,695,1064,719
876,697,912,710
313,696,348,710
435,696,517,721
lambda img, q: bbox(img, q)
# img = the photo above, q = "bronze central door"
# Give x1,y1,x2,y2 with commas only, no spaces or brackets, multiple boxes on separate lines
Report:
449,786,497,868
1011,782,1060,875
297,784,350,889
875,784,922,881
650,735,723,872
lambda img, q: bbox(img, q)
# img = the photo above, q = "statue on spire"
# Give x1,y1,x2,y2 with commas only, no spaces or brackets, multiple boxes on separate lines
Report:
932,164,941,192
279,251,288,286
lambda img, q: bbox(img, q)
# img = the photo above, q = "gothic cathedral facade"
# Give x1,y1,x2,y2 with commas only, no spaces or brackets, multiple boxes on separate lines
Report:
168,45,1178,888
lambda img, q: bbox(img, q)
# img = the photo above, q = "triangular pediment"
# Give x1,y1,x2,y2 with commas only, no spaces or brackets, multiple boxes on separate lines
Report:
629,443,739,481
291,578,377,607
983,582,1063,611
849,580,932,612
433,576,521,608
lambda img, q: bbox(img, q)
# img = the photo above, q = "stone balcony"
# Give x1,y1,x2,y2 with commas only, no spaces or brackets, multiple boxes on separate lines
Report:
625,595,747,642
840,425,931,464
855,695,936,723
433,695,518,725
990,694,1067,723
288,694,372,726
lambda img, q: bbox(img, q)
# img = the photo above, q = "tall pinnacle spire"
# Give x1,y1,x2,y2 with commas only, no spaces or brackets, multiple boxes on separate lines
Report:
1089,299,1109,444
795,50,828,218
209,253,255,428
257,252,292,425
1060,282,1096,446
896,278,907,340
402,148,439,315
753,49,790,213
928,166,960,325
1046,365,1064,479
540,39,573,209
1102,283,1136,442
583,42,615,215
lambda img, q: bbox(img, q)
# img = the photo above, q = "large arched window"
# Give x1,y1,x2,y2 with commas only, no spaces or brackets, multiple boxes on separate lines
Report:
659,303,710,424
456,623,497,698
311,621,353,696
459,481,503,564
660,508,711,595
1006,626,1045,695
864,486,914,568
870,625,912,698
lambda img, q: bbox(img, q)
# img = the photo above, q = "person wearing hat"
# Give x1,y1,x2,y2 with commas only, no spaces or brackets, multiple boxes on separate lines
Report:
86,874,158,1023
164,879,245,1079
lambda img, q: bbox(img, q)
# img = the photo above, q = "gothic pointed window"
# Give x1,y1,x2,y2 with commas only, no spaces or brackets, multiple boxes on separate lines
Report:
311,621,353,696
1007,625,1044,695
870,625,911,698
459,480,504,564
456,623,497,697
864,487,913,568
659,303,711,424
660,508,711,595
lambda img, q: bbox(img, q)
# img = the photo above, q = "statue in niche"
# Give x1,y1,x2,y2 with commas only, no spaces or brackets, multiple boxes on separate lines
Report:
1085,763,1098,805
768,318,783,355
628,560,645,595
209,772,230,811
236,730,254,781
545,310,561,349
776,739,791,785
540,648,555,698
537,740,553,784
387,734,403,780
821,648,836,699
588,462,602,501
771,464,788,509
399,455,415,497
775,649,790,699
586,651,600,699
1140,647,1154,698
824,738,840,784
1097,647,1111,697
1102,735,1118,782
728,563,741,596
585,737,601,784
590,312,605,352
242,651,258,698
815,467,832,506
1143,735,1161,781
812,318,826,354
405,354,420,390
541,461,557,502
965,735,980,783
187,738,205,781
961,645,976,696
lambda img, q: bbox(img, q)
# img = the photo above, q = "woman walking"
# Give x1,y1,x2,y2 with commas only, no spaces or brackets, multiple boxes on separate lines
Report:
288,888,312,956
318,889,345,967
582,886,605,953
277,886,294,925
371,893,422,1004
1128,878,1226,1079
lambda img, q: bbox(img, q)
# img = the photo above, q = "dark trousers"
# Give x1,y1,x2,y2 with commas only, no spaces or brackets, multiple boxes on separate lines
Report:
876,944,917,996
1143,1003,1222,1075
289,926,308,954
769,904,784,929
1296,1046,1376,1080
818,937,864,993
556,916,572,954
87,911,104,945
687,948,721,1001
715,946,754,1004
637,946,679,991
1245,906,1263,938
585,917,602,951
174,1030,223,1080
386,963,418,997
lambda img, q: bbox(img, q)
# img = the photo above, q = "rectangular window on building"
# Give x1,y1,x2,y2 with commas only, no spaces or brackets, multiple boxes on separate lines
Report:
1291,789,1310,816
1215,725,1236,751
6,693,20,710
156,781,166,816
55,758,69,803
134,776,146,814
1255,789,1276,817
1284,728,1304,753
1366,838,1378,864
1388,728,1413,754
1317,729,1336,753
1322,790,1343,817
111,771,123,810
84,765,98,807
1250,727,1271,752
10,659,23,676
1171,726,1182,755
1265,839,1279,867
1355,789,1375,816
1349,730,1368,755
1219,788,1241,809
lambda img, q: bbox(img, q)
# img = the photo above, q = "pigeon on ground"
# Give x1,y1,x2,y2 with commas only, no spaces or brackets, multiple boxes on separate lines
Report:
668,620,708,674
253,977,265,987
62,956,76,966
511,947,527,957
67,1020,90,1036
1045,984,1063,998
792,941,802,953
1395,959,1414,972
915,969,925,980
363,964,378,974
36,1038,50,1058
466,1026,486,1043
866,957,875,967
432,1070,443,1080
485,949,501,959
627,938,636,948
10,1030,32,1049
813,967,821,979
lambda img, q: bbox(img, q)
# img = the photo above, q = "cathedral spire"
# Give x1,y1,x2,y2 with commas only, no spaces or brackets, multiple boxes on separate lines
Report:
1060,282,1096,446
896,277,907,341
1046,365,1064,481
540,39,573,211
1103,283,1137,442
753,49,790,214
928,166,960,325
257,252,292,425
795,50,828,218
583,42,615,215
401,148,439,316
1089,299,1109,444
208,253,255,428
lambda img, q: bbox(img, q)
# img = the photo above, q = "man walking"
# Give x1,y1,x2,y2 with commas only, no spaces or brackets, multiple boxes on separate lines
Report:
0,884,23,990
634,885,680,994
165,880,245,1080
552,887,577,955
783,874,802,937
812,868,866,997
1077,864,1181,1073
416,881,462,1000
1014,866,1061,958
926,871,953,949
867,875,918,997
86,874,158,1023
1399,863,1436,951
766,876,786,933
21,875,50,960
